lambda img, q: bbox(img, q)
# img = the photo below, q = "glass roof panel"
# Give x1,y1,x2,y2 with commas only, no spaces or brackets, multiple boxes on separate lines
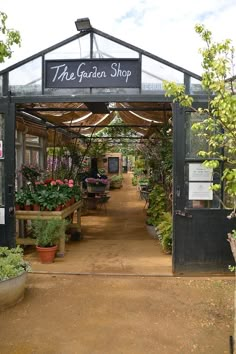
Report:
44,87,90,96
92,34,139,59
141,55,184,93
45,36,90,60
190,77,206,94
9,57,42,95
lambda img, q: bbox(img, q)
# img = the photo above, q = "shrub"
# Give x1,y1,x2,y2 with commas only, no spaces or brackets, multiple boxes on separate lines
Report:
155,212,172,254
32,219,68,247
0,246,31,281
146,184,167,226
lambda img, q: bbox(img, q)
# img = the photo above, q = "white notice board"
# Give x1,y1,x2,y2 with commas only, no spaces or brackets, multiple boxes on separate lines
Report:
0,140,3,158
0,208,5,224
189,182,213,200
189,163,213,181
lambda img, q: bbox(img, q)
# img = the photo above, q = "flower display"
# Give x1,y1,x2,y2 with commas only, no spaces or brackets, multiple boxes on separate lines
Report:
85,178,108,185
15,178,81,211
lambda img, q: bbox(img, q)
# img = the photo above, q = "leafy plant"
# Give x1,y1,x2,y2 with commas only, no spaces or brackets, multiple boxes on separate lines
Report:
15,190,27,207
136,126,173,208
138,177,149,185
164,24,236,261
110,174,123,189
110,175,123,182
18,164,42,185
146,184,167,226
0,11,21,63
0,246,31,281
155,212,173,254
15,179,81,211
132,176,138,186
32,219,68,247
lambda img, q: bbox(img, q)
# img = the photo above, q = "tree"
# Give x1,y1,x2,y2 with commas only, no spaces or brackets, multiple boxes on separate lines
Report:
0,11,21,63
164,24,236,261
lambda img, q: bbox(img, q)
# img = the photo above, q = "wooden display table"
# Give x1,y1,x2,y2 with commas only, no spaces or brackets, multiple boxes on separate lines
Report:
16,201,82,257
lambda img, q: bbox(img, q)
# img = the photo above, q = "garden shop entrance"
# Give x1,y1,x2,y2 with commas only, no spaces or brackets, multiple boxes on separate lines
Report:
0,18,235,274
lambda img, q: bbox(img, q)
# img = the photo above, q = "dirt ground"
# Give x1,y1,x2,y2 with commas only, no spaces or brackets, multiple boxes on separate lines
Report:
1,173,235,353
0,274,234,354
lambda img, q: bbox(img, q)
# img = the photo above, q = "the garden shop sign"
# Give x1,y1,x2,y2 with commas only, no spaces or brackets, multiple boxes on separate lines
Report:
45,59,141,88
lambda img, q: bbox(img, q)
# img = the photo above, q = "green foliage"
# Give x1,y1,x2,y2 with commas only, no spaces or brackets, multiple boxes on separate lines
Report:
87,141,109,158
32,219,68,247
0,11,21,63
134,158,145,170
15,190,27,206
146,184,167,226
0,246,31,281
136,126,173,209
95,115,139,156
47,143,87,183
15,180,81,211
138,177,149,185
164,24,236,211
18,164,43,188
155,212,172,254
110,174,123,182
132,176,138,186
133,168,144,177
221,169,236,197
163,81,193,107
164,23,236,262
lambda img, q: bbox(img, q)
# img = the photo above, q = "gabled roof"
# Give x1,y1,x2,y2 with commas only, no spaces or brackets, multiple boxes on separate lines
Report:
1,22,202,137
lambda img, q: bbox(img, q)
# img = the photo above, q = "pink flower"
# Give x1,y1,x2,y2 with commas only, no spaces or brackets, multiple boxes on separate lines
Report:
56,179,64,185
68,183,74,188
68,179,74,184
50,181,56,186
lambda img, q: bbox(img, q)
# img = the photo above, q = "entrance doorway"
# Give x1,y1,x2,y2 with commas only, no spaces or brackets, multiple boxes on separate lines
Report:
13,99,174,275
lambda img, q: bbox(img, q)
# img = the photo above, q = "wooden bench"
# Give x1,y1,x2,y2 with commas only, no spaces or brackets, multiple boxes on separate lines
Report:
16,201,82,257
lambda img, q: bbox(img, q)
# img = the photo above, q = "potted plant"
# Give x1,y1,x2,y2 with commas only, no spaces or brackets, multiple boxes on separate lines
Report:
85,177,108,193
0,246,31,310
31,219,68,263
110,175,123,189
15,190,26,210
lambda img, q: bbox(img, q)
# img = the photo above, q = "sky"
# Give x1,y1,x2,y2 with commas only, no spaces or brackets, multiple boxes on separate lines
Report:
0,0,236,75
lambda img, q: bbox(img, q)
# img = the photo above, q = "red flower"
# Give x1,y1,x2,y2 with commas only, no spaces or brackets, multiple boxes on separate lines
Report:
44,178,53,185
56,179,64,185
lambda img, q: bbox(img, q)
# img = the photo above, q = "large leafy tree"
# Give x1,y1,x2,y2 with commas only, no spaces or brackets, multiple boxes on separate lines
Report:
164,24,236,260
0,11,21,63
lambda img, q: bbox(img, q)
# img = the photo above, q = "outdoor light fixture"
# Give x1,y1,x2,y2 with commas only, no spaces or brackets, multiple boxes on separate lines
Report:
75,18,91,31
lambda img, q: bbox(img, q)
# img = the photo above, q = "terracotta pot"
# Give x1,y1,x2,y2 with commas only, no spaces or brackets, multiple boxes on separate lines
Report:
33,204,40,211
55,205,62,211
65,201,71,208
36,245,58,264
15,204,21,211
24,205,31,211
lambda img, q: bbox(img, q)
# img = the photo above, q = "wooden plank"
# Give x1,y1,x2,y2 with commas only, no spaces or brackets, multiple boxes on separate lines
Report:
15,201,82,220
16,237,36,245
15,201,82,255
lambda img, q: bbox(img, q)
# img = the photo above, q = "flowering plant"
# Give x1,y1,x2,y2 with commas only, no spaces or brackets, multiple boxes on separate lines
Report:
85,178,108,185
15,178,81,211
18,164,43,185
